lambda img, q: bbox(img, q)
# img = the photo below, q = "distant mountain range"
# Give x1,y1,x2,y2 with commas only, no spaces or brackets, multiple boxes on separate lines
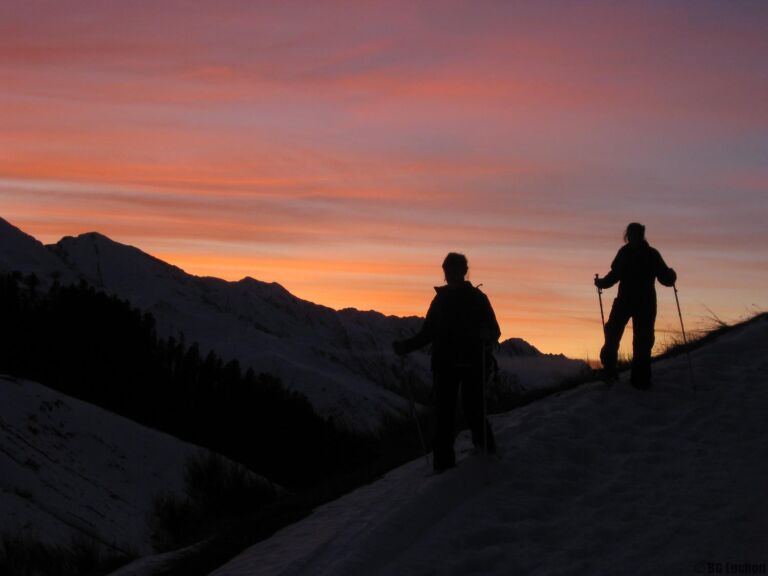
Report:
0,217,586,434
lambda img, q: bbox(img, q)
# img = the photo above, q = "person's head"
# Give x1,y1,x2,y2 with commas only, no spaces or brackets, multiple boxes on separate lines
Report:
624,222,646,244
442,252,468,284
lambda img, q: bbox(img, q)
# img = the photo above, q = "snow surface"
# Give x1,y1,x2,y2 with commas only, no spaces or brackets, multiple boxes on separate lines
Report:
0,376,274,555
0,216,75,284
211,316,768,576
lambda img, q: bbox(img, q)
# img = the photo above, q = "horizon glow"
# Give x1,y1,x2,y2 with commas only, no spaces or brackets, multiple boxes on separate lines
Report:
1,1,767,358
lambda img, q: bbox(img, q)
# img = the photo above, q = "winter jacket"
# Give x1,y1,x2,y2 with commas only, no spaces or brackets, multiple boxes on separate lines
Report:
597,240,676,302
399,281,500,371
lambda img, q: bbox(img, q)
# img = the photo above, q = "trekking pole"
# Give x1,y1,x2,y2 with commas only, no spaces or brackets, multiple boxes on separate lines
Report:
400,358,430,468
481,343,488,457
673,284,696,393
595,274,605,332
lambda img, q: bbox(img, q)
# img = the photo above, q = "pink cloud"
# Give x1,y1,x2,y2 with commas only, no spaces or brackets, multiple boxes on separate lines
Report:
1,1,767,357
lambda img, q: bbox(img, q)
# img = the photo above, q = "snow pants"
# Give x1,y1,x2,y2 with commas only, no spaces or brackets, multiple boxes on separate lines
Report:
432,363,495,469
600,296,656,387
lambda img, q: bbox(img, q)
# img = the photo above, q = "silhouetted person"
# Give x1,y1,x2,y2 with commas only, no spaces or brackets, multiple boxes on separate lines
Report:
393,253,500,472
595,223,676,389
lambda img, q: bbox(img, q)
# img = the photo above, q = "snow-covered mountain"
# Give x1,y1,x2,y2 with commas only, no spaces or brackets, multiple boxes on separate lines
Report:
211,314,768,576
0,217,587,434
0,217,76,284
498,337,541,357
0,375,276,556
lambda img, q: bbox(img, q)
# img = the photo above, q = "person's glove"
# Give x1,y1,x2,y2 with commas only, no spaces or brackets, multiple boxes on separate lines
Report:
594,276,607,289
668,268,677,285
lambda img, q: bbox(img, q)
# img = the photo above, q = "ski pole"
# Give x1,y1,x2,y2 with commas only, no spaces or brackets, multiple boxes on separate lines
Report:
595,274,605,331
673,284,695,393
481,343,488,457
401,358,430,468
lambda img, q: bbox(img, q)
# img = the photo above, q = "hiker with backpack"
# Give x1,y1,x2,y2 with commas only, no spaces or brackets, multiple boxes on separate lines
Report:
595,223,677,389
393,252,500,472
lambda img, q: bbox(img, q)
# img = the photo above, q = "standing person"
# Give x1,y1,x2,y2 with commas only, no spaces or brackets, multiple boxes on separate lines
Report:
393,253,500,472
595,223,677,389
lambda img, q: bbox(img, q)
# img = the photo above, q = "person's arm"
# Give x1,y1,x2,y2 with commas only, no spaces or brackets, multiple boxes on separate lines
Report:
595,250,622,289
654,250,677,287
393,298,438,355
481,293,501,344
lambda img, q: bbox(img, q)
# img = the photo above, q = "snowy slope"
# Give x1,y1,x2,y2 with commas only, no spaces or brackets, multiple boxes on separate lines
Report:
0,375,275,555
0,216,76,284
0,217,587,434
211,315,768,576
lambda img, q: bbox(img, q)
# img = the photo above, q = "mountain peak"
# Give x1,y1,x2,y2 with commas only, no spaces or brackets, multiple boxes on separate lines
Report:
0,216,74,281
0,215,37,242
77,231,114,243
58,230,141,253
237,276,292,296
52,230,186,291
499,337,542,357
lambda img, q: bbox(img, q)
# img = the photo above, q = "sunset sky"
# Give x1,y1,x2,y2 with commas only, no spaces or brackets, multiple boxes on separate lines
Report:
1,1,766,358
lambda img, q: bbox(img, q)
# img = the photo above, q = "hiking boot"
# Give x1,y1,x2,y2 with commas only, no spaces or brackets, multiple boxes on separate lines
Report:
599,368,619,385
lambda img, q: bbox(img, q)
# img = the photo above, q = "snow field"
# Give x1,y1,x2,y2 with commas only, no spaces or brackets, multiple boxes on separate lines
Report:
0,376,270,556
212,316,768,576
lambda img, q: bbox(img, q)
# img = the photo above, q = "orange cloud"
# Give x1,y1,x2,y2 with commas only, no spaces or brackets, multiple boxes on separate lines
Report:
2,1,767,358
